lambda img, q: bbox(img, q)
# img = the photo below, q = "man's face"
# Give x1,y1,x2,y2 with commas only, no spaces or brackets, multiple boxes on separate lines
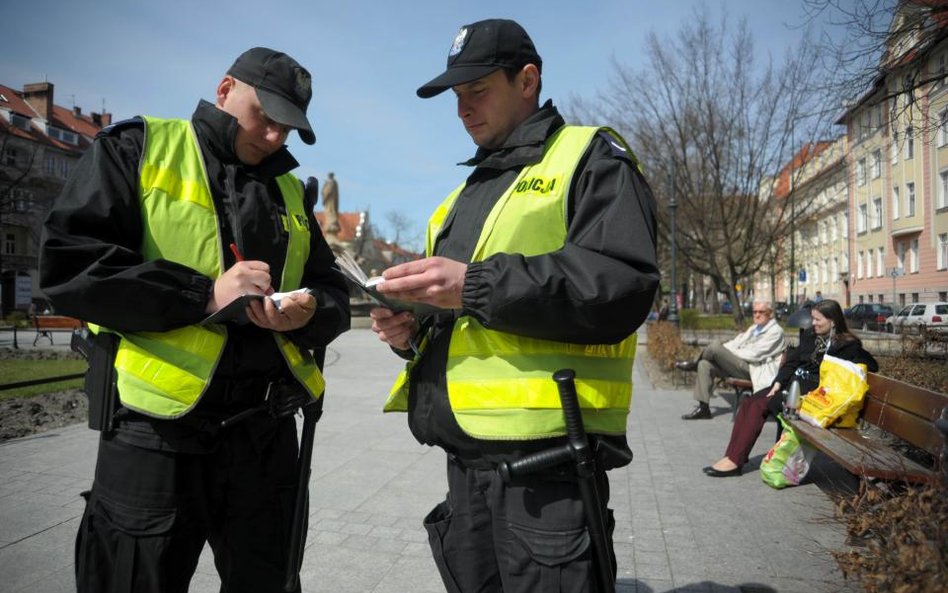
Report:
216,77,290,165
751,305,773,325
452,68,533,149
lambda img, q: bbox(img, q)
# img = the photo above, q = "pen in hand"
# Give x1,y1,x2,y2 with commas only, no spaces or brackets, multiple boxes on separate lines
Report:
228,242,273,295
229,242,244,262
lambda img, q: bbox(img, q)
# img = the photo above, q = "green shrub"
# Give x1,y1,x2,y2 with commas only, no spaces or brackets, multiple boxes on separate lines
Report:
678,308,698,329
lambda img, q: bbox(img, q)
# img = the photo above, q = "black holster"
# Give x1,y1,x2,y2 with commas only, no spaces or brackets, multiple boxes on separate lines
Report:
71,328,120,432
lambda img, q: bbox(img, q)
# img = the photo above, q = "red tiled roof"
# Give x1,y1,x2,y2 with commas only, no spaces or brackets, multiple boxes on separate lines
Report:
772,142,834,200
0,83,108,153
313,211,364,242
372,238,421,260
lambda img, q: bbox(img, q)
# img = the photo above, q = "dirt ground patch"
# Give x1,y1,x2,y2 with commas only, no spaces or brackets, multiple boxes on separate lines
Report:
0,348,88,442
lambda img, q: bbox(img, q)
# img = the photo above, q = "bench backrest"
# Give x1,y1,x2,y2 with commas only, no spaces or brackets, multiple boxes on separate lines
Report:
863,372,948,457
32,315,84,330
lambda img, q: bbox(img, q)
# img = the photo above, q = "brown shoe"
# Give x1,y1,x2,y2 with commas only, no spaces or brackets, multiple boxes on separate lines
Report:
681,402,712,420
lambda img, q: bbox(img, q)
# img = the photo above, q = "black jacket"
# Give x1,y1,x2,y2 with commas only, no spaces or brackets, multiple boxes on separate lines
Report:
773,329,879,394
40,101,350,450
406,101,660,468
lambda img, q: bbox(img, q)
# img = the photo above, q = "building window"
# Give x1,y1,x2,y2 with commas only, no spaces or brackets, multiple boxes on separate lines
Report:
940,170,948,209
830,215,838,241
857,251,864,278
10,113,31,131
907,182,916,216
45,154,56,176
46,126,79,146
871,197,882,229
857,158,867,185
938,233,948,270
857,203,868,233
941,109,948,146
897,241,906,270
939,53,948,88
871,149,881,178
1,146,17,166
877,247,885,277
910,238,919,273
891,131,899,164
58,160,70,179
843,211,849,238
892,186,900,219
867,248,874,277
832,257,839,278
3,233,14,255
906,126,914,159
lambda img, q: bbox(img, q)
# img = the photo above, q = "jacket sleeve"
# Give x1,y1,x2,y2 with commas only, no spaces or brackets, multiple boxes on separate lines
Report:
285,190,351,350
460,136,660,344
730,323,786,364
40,126,214,332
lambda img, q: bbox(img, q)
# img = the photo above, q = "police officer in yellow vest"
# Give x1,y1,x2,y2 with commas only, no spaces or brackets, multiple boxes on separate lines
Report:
40,48,350,593
370,19,659,593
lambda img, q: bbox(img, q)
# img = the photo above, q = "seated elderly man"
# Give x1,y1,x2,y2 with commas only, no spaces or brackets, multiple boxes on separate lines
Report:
678,301,785,419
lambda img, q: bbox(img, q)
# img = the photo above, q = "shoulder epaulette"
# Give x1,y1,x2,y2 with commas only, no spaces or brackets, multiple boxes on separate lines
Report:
96,116,144,139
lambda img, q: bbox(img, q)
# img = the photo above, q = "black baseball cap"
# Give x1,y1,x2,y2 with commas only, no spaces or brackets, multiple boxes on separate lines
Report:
227,47,316,145
417,19,542,98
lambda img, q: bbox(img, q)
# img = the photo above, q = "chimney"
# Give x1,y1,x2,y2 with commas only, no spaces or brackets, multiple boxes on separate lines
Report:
22,82,54,122
91,112,112,129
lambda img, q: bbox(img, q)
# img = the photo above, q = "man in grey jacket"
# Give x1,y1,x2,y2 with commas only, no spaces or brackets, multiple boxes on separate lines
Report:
679,301,785,419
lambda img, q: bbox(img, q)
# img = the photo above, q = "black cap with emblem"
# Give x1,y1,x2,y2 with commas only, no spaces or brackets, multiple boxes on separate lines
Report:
417,19,542,99
227,47,316,145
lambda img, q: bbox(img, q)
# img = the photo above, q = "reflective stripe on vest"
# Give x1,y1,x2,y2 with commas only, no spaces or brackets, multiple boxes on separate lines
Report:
100,116,323,419
386,126,638,440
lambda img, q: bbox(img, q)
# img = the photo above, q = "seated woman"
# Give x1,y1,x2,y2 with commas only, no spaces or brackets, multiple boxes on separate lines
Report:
703,299,879,477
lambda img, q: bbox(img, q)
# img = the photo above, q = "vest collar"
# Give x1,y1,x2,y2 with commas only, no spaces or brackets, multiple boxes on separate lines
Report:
191,100,299,179
462,100,566,170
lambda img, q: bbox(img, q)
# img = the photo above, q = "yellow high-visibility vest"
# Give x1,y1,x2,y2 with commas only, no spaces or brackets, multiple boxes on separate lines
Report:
91,116,324,419
385,126,638,440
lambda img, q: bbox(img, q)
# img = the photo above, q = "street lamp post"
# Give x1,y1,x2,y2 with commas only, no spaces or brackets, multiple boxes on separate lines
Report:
667,168,679,326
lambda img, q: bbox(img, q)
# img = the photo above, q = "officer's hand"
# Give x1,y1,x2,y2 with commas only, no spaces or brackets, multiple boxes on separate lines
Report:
370,307,416,351
247,291,316,332
206,261,273,314
377,256,466,310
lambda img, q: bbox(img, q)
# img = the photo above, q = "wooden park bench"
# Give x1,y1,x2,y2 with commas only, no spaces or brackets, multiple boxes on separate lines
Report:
724,377,754,420
788,373,948,484
31,315,84,346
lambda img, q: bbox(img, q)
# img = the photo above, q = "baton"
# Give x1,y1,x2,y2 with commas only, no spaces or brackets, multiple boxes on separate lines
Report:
283,398,321,592
498,369,616,593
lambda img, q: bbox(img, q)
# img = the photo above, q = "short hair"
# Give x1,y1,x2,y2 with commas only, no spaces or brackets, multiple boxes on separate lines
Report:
502,65,543,99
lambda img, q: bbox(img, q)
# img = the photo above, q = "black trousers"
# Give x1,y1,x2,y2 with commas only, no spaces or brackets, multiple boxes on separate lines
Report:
74,416,299,593
424,455,615,593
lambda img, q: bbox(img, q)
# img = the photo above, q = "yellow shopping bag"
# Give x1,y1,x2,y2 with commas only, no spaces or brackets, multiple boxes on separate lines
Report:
798,354,869,428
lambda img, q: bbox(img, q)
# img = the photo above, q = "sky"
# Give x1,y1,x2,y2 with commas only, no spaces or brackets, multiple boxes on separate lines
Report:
2,0,823,247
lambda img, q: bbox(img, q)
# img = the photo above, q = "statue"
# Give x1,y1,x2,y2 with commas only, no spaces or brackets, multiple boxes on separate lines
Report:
321,171,340,234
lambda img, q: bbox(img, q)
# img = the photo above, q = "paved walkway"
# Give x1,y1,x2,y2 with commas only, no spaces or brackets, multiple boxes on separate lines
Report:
0,328,861,592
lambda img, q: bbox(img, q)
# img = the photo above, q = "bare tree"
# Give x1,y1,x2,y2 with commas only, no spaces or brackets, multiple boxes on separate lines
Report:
569,7,834,323
383,210,423,254
801,0,948,128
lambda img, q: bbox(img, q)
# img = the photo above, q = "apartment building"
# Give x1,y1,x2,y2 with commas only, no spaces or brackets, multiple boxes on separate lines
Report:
774,138,851,305
0,81,110,314
839,4,948,308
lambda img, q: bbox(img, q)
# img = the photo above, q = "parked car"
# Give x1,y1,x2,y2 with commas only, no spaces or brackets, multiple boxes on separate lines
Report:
844,303,894,331
773,301,792,321
885,302,948,334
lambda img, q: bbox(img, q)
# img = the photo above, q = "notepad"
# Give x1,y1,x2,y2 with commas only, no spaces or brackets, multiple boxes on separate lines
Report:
333,251,442,315
200,288,311,325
